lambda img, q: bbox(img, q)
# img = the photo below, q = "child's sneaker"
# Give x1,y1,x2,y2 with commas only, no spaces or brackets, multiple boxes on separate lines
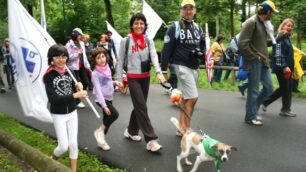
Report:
97,140,111,151
146,140,162,152
124,128,142,141
94,127,104,143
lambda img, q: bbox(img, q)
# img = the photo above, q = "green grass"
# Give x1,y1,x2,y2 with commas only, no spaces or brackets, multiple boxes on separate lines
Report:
0,153,23,172
0,113,126,172
151,68,306,98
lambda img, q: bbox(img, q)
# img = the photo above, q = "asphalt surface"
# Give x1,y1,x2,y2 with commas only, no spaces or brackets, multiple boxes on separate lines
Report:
0,84,306,172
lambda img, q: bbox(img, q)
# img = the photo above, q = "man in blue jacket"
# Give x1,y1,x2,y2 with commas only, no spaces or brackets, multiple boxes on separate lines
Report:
161,0,208,135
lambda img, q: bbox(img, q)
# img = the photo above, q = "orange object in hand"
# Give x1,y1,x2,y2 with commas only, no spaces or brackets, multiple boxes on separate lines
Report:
284,71,291,80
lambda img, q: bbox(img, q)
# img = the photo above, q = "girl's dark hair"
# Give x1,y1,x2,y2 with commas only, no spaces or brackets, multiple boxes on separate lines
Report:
216,34,225,43
130,13,147,33
90,47,109,66
47,44,69,65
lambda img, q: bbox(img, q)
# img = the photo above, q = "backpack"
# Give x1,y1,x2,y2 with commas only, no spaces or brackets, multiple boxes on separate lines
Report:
123,36,151,72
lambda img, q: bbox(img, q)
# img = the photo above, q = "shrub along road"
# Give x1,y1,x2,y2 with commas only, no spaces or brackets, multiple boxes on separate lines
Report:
0,85,306,172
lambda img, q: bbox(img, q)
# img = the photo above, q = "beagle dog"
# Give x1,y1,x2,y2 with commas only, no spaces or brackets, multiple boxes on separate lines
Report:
171,117,237,172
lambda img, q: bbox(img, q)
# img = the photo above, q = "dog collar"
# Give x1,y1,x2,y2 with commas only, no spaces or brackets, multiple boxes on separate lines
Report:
202,137,222,172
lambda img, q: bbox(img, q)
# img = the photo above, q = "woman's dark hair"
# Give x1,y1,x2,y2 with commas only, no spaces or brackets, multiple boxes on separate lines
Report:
216,34,225,43
70,34,79,41
47,44,69,65
90,47,110,66
130,13,148,33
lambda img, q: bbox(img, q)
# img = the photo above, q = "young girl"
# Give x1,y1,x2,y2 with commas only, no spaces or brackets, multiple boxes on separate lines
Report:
91,47,120,150
44,44,88,172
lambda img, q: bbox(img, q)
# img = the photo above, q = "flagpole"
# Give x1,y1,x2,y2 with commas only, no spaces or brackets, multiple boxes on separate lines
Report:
65,66,101,119
61,0,67,40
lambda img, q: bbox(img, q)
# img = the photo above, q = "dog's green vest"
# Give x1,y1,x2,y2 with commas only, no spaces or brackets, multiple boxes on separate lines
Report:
202,137,222,172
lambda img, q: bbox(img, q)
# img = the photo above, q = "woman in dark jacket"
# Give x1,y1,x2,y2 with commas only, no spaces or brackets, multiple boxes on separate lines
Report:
262,18,296,117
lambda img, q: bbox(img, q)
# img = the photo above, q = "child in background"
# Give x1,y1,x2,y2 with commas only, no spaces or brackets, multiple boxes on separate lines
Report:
91,47,121,150
44,44,88,172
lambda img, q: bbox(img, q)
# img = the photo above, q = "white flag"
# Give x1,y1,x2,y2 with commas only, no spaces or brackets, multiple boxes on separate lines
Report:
40,0,47,30
142,0,164,39
8,0,55,122
106,21,122,56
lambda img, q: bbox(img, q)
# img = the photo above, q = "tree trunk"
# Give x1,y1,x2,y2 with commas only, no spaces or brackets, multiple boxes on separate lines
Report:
229,0,235,37
27,4,33,16
103,0,114,27
216,15,220,36
241,0,247,23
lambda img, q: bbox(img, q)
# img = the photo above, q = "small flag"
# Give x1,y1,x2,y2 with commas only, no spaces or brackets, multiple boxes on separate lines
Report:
142,0,164,39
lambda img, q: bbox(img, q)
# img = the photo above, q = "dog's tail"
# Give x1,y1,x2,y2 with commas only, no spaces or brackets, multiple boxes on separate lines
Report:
170,117,185,135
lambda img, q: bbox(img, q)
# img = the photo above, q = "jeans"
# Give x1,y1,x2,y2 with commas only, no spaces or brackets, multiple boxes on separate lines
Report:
245,58,273,121
239,79,248,91
213,61,223,82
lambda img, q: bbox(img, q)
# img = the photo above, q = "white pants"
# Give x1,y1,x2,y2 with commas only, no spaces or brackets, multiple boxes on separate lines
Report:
52,110,78,159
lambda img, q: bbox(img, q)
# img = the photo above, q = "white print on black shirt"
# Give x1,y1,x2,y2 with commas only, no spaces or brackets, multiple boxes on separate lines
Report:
179,29,200,44
53,75,73,96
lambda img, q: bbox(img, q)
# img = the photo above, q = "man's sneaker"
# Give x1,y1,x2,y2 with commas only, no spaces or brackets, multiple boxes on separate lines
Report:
124,129,142,141
279,111,296,117
146,140,162,152
262,105,267,112
238,85,245,96
0,88,6,93
256,115,263,121
245,119,263,126
76,102,86,109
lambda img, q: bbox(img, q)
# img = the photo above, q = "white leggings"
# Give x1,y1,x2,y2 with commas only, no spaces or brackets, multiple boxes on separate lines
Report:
52,110,78,159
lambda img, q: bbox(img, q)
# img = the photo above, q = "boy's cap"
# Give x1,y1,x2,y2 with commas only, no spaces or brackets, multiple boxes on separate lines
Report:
260,1,279,13
181,0,195,7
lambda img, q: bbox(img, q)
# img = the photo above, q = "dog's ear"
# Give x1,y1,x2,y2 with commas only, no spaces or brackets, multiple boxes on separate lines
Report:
230,146,238,151
212,145,218,151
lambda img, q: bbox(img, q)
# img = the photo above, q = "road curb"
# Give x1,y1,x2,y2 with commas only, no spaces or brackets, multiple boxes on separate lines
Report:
0,129,71,172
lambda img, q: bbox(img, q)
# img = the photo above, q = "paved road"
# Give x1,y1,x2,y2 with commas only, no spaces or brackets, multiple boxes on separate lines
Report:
1,85,306,172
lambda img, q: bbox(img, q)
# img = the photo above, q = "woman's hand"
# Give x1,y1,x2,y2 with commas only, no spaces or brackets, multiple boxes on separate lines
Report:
75,82,83,91
207,59,214,69
73,90,88,99
103,107,111,116
157,73,166,83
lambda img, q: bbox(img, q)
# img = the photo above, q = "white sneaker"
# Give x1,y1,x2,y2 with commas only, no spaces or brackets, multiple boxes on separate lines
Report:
94,128,104,144
97,140,111,151
94,128,110,150
124,129,142,141
76,102,86,109
146,140,162,152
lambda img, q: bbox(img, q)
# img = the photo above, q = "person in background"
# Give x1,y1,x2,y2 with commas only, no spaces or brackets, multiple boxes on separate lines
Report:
211,35,226,82
66,28,91,108
97,34,116,78
91,47,120,151
1,38,14,89
81,34,94,90
44,44,88,172
117,13,166,152
0,42,6,93
105,30,118,61
238,0,278,126
161,0,209,135
292,46,306,92
262,18,296,117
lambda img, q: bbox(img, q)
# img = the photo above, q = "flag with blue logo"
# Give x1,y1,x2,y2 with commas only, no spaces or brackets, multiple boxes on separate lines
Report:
8,0,55,122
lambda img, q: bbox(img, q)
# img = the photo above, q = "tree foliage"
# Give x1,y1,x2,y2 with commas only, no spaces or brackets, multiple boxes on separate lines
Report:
0,0,305,45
